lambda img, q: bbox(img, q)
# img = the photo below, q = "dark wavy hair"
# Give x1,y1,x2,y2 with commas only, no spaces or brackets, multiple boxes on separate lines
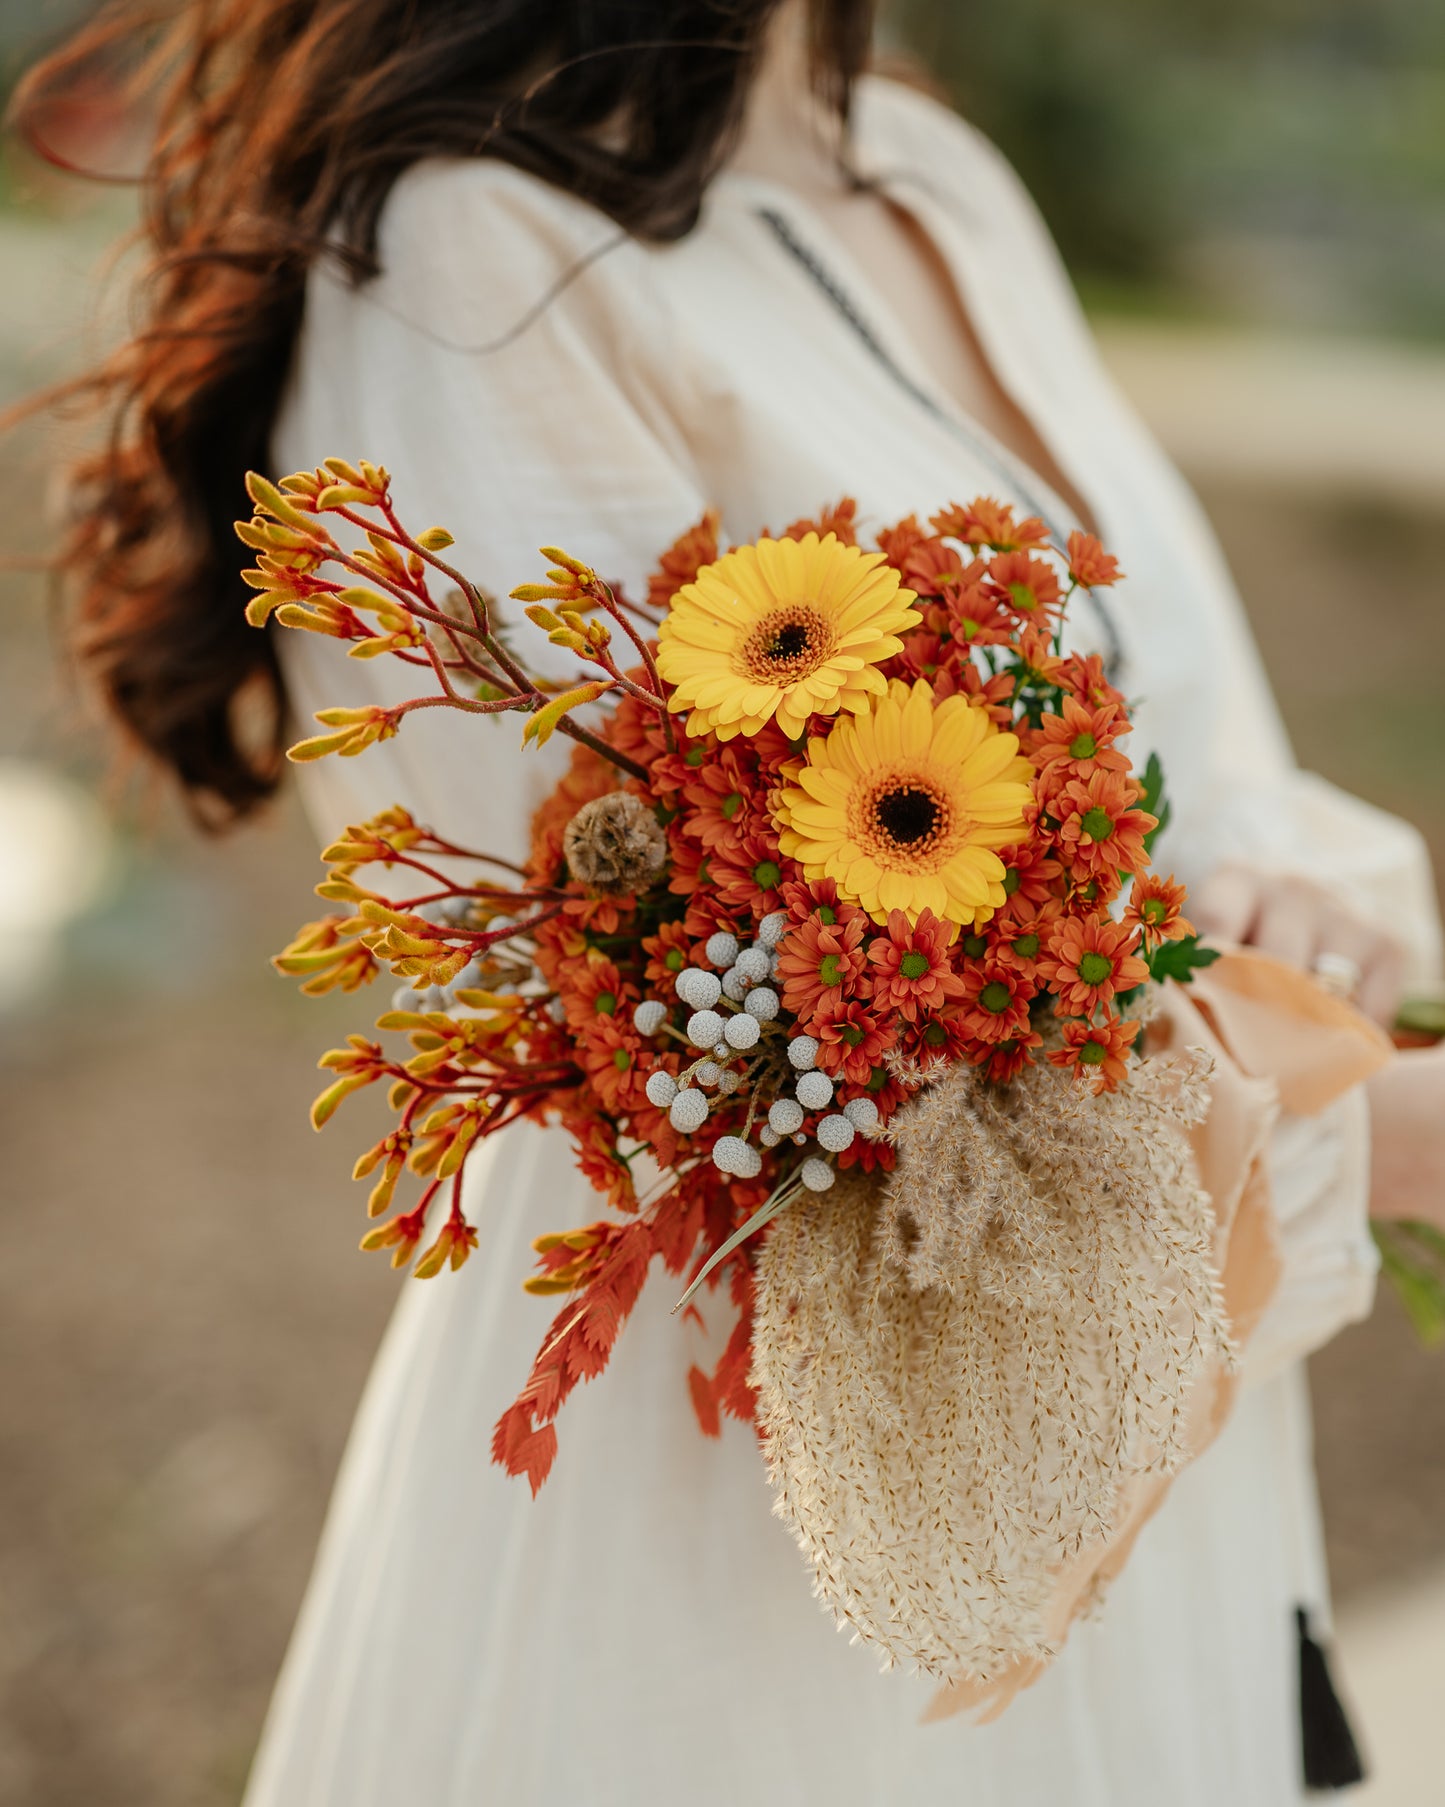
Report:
9,0,876,825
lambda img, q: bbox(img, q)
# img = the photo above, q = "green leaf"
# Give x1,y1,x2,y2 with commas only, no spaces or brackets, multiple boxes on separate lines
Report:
1395,1219,1445,1269
1148,933,1222,985
1396,995,1445,1039
1138,750,1172,854
1373,1222,1445,1348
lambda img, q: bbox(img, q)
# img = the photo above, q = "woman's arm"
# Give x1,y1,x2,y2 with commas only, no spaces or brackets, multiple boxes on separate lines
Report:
1366,1047,1445,1229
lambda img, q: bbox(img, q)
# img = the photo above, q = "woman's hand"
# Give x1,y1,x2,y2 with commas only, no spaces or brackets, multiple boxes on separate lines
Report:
1366,1046,1445,1229
1191,862,1408,1028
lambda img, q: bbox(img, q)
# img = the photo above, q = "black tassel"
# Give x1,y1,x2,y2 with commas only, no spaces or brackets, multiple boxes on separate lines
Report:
1297,1606,1366,1791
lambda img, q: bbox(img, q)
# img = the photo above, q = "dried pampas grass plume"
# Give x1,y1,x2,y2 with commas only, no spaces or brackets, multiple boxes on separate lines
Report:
750,1039,1230,1683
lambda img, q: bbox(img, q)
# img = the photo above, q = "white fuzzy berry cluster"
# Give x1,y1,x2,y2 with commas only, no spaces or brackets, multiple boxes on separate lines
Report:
632,911,882,1191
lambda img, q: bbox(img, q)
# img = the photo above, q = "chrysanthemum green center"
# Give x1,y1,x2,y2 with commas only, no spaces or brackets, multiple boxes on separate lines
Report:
899,952,931,980
1069,732,1098,759
980,981,1013,1014
1080,806,1114,842
1079,1039,1109,1065
1078,952,1113,985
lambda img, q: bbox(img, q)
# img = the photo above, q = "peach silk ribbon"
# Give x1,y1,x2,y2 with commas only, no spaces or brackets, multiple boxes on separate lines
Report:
925,948,1395,1724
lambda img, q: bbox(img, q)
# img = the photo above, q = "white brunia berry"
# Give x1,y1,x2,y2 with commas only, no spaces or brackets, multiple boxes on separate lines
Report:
795,1070,834,1111
801,1157,835,1192
756,911,787,949
787,1035,820,1071
768,1097,805,1136
759,1124,781,1148
716,1069,742,1094
644,1070,679,1108
842,1096,881,1134
734,945,771,982
687,1009,725,1048
668,1089,709,1133
816,1113,855,1153
675,968,722,1011
744,985,780,1021
712,1135,763,1179
723,1012,760,1050
721,966,750,1002
695,1060,723,1087
633,1000,667,1036
705,930,740,969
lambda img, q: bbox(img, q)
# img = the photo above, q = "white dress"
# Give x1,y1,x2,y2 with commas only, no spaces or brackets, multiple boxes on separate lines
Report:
247,78,1440,1806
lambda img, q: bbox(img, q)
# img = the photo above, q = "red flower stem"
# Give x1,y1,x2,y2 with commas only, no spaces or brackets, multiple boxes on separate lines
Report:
421,837,529,875
313,534,495,648
357,507,654,780
447,1171,468,1227
591,583,675,753
468,902,566,952
309,502,647,779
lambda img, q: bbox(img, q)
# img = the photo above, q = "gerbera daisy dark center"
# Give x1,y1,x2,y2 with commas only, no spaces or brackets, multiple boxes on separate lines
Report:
874,785,942,848
740,604,835,683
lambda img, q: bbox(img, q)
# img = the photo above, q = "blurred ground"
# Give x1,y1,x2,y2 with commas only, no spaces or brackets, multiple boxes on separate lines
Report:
1,206,1443,1807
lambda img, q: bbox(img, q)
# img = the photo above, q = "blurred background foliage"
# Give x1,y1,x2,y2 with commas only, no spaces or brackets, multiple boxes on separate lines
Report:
888,0,1445,337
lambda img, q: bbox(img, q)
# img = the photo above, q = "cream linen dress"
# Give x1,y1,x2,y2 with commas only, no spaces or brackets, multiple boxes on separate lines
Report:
247,77,1440,1807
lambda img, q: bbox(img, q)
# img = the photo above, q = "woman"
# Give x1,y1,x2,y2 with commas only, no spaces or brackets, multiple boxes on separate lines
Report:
16,2,1445,1801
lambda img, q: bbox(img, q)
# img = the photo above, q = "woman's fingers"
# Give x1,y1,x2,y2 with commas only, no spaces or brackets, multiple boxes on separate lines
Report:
1191,864,1263,946
1190,864,1406,1026
1248,879,1318,974
1355,934,1407,1027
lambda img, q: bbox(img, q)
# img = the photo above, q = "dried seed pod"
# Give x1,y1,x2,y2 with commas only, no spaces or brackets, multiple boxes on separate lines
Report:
562,792,668,896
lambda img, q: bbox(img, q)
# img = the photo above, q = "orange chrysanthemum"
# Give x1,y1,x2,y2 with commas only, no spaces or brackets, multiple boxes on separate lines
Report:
560,957,635,1036
1048,1011,1142,1095
812,997,898,1085
1052,769,1157,883
780,498,859,548
988,550,1065,629
993,899,1060,976
775,910,869,1024
1038,917,1149,1017
648,509,720,612
1057,649,1126,713
1065,529,1123,589
968,1030,1043,1084
642,921,692,990
955,957,1037,1045
1123,873,1196,946
931,497,1050,552
1031,693,1132,784
865,908,966,1020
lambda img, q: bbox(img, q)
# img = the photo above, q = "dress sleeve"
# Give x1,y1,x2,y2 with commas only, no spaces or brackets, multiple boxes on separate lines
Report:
270,158,710,866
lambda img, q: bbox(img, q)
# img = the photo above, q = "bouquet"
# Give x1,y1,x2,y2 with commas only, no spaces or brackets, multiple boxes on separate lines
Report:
245,462,1243,1688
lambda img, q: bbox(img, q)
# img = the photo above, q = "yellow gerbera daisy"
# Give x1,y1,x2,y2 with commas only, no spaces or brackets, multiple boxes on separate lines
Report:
654,533,920,742
773,678,1034,929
